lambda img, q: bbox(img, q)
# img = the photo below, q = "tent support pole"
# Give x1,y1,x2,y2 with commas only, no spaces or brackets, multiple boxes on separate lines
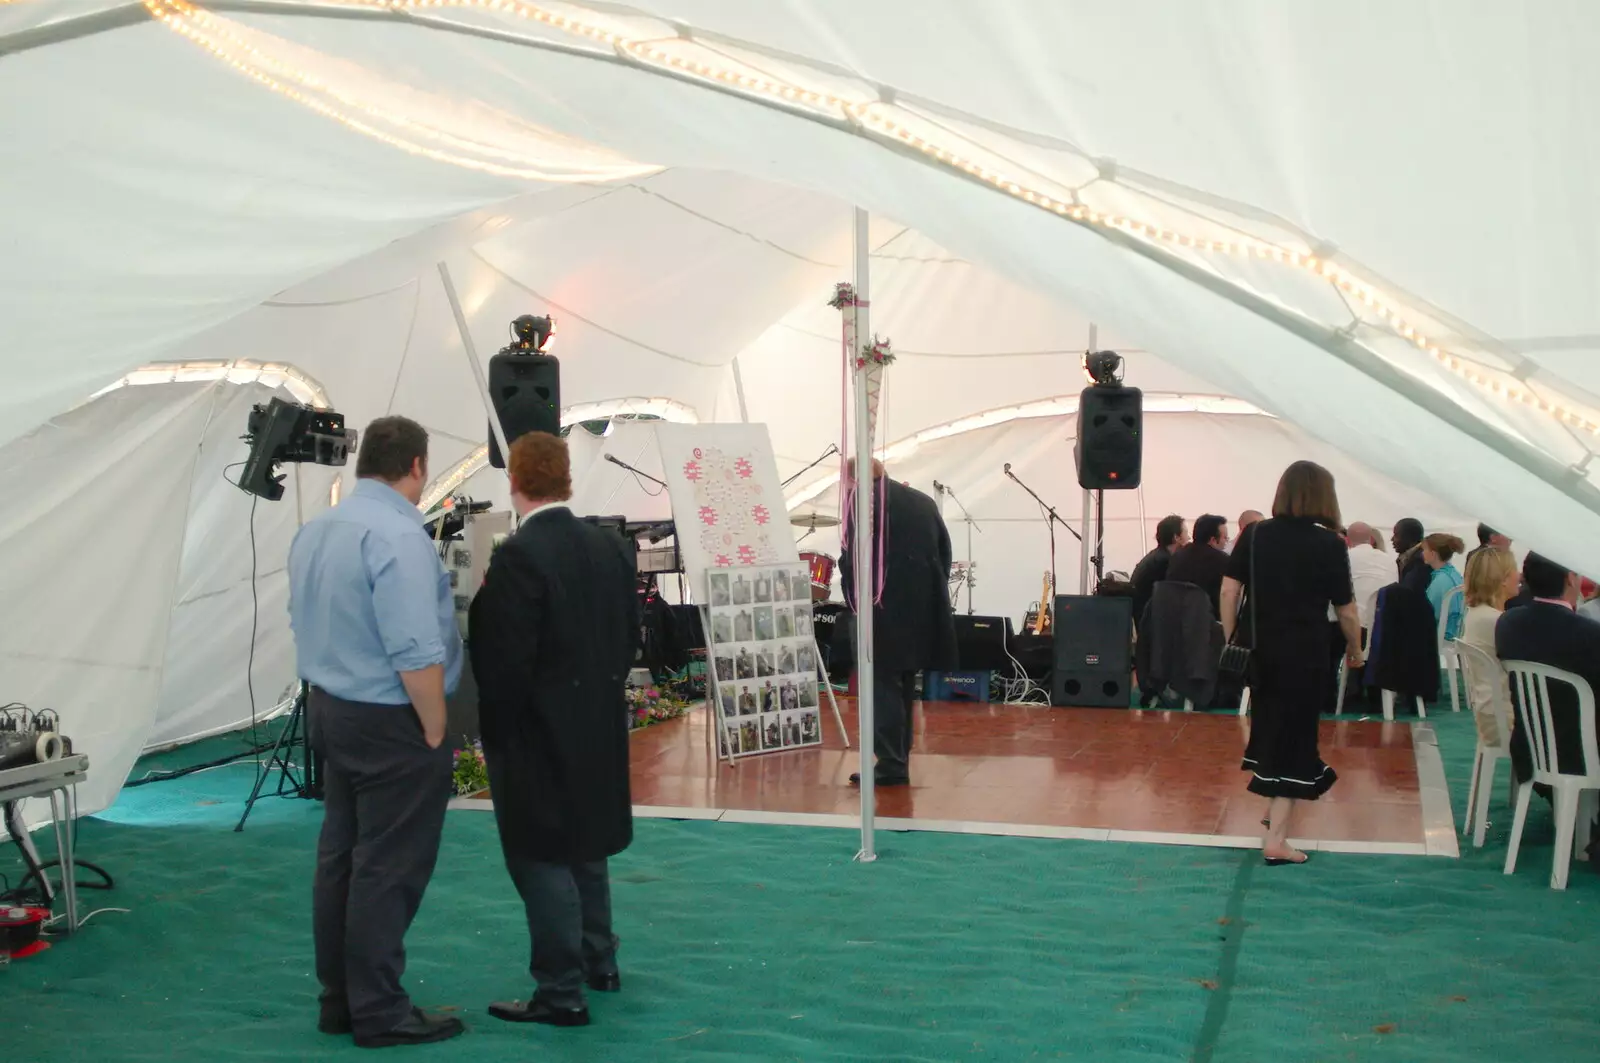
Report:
731,356,750,423
852,206,876,864
437,261,512,470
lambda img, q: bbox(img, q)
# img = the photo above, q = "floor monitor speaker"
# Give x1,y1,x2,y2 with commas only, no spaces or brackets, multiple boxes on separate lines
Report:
1050,594,1133,707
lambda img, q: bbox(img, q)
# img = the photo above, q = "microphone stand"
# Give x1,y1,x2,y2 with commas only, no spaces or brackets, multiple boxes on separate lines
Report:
605,452,668,489
1003,466,1083,622
938,483,981,615
781,444,840,488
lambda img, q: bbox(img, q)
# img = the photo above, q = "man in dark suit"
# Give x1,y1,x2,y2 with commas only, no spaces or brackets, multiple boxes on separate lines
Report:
840,459,957,786
1392,517,1431,594
469,432,641,1028
1130,515,1189,633
1166,513,1229,618
1495,552,1600,788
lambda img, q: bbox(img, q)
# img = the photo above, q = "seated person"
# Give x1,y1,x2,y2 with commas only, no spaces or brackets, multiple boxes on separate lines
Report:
1421,533,1465,640
1495,552,1600,786
1461,547,1519,746
1166,513,1230,617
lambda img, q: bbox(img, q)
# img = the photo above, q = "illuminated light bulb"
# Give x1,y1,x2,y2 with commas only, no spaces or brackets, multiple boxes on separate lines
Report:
1087,211,1102,223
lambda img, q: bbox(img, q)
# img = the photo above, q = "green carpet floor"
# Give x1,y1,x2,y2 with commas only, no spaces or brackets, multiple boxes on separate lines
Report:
5,709,1598,1062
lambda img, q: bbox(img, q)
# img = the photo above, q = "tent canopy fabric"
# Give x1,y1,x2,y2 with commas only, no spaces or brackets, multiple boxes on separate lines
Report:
3,1,1599,815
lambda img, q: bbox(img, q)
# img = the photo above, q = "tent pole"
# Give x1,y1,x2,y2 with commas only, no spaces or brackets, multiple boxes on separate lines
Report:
437,261,513,469
731,356,751,423
852,207,876,864
1079,323,1098,594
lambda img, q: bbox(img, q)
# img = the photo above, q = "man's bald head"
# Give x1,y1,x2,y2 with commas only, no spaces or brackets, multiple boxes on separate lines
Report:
1238,510,1264,532
1346,521,1380,550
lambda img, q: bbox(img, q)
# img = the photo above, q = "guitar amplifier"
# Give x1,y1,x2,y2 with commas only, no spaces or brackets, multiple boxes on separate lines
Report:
1050,595,1133,708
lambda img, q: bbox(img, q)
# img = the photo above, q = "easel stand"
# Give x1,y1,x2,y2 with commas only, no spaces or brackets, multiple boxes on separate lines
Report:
235,681,319,831
701,604,849,766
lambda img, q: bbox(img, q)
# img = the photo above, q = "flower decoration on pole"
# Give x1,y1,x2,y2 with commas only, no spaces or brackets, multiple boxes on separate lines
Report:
827,281,858,310
856,334,895,427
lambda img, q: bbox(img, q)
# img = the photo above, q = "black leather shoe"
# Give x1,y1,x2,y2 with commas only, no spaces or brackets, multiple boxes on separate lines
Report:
353,1008,465,1048
849,772,910,787
587,972,621,993
488,996,590,1027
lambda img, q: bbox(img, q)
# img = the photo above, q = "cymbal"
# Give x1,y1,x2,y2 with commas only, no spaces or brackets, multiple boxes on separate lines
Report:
790,512,841,529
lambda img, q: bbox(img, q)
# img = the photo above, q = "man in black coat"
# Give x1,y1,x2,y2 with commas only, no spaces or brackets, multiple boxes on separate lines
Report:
1392,517,1431,594
839,460,956,786
469,432,641,1028
1130,515,1189,633
1166,513,1230,618
1495,552,1600,787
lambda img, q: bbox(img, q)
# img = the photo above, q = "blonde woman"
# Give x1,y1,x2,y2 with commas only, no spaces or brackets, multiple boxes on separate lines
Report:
1460,547,1518,746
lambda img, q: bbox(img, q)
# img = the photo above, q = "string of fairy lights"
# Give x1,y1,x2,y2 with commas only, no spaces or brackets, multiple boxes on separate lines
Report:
120,0,1600,441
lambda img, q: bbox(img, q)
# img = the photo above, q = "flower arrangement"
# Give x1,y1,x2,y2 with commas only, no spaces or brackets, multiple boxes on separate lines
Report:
827,281,857,310
627,684,691,730
452,741,489,797
856,335,895,369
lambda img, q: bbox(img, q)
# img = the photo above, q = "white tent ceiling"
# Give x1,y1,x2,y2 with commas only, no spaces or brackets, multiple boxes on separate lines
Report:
3,1,1600,813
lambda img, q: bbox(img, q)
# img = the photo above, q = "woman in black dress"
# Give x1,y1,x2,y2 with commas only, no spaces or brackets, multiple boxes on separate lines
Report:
1221,461,1363,865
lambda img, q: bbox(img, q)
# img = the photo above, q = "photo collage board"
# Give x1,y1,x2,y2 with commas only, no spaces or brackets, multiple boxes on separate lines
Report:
706,563,824,758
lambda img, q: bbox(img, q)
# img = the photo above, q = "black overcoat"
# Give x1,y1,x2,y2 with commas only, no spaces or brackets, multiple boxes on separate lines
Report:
839,477,958,673
468,506,640,863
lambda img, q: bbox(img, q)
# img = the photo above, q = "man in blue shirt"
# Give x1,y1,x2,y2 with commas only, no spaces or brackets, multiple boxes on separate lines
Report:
288,415,464,1049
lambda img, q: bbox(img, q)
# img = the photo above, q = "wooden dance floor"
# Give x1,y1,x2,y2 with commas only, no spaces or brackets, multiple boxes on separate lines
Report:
626,701,1458,857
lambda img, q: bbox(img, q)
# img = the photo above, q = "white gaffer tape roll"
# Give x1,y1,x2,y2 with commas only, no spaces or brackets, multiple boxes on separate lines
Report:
34,732,64,762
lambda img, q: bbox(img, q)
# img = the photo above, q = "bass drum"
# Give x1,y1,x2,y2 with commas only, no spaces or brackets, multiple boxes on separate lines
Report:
799,551,835,601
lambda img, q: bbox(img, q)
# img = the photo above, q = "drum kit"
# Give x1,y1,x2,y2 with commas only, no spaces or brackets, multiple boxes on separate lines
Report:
790,511,838,601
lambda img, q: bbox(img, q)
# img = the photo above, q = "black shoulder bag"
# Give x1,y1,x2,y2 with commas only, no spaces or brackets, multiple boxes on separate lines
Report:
1218,524,1257,680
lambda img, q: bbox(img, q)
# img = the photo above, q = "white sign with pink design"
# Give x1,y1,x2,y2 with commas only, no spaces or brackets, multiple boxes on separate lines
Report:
654,422,799,589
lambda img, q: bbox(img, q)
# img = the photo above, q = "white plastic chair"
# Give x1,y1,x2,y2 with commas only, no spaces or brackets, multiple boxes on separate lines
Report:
1437,583,1465,713
1334,589,1380,713
1501,661,1600,890
1454,640,1515,847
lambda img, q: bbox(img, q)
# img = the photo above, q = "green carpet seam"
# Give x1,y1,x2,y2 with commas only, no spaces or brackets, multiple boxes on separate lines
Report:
1190,849,1256,1063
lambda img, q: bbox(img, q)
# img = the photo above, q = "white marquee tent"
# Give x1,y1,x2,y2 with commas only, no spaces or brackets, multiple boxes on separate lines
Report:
3,0,1598,818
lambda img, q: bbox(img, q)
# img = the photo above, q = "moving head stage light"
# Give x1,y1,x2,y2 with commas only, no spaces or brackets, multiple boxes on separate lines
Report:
237,397,356,501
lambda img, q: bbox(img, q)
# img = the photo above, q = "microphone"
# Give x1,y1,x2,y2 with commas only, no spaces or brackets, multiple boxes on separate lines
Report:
1003,463,1012,475
932,479,945,493
605,454,627,468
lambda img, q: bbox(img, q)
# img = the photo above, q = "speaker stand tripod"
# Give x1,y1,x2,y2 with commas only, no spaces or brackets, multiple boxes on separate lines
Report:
236,681,321,832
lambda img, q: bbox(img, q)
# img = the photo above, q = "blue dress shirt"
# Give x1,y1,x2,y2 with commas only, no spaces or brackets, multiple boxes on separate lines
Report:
287,478,462,705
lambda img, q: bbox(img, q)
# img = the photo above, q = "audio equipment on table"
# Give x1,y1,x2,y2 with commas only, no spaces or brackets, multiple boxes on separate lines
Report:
1031,570,1054,635
626,520,683,575
0,707,70,771
1050,594,1133,708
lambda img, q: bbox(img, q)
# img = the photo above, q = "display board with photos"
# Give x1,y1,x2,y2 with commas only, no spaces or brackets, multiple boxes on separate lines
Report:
705,561,824,758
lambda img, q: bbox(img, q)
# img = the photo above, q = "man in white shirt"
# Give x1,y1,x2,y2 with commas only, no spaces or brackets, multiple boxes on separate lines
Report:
1344,522,1392,633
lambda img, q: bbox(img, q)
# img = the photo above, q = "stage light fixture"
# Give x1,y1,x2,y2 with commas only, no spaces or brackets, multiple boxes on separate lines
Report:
509,314,554,352
1083,350,1125,387
236,397,356,501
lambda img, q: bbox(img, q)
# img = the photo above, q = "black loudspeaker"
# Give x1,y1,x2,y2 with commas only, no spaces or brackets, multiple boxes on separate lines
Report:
487,351,560,468
953,615,1010,671
1074,385,1143,489
1050,594,1133,707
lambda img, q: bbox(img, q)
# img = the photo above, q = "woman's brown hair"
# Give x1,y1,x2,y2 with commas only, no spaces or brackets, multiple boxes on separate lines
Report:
1424,532,1465,563
1464,546,1516,608
1271,460,1341,528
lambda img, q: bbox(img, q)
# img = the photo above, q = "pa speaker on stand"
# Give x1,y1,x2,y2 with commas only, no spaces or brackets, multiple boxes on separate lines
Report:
1074,383,1143,490
487,314,561,468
